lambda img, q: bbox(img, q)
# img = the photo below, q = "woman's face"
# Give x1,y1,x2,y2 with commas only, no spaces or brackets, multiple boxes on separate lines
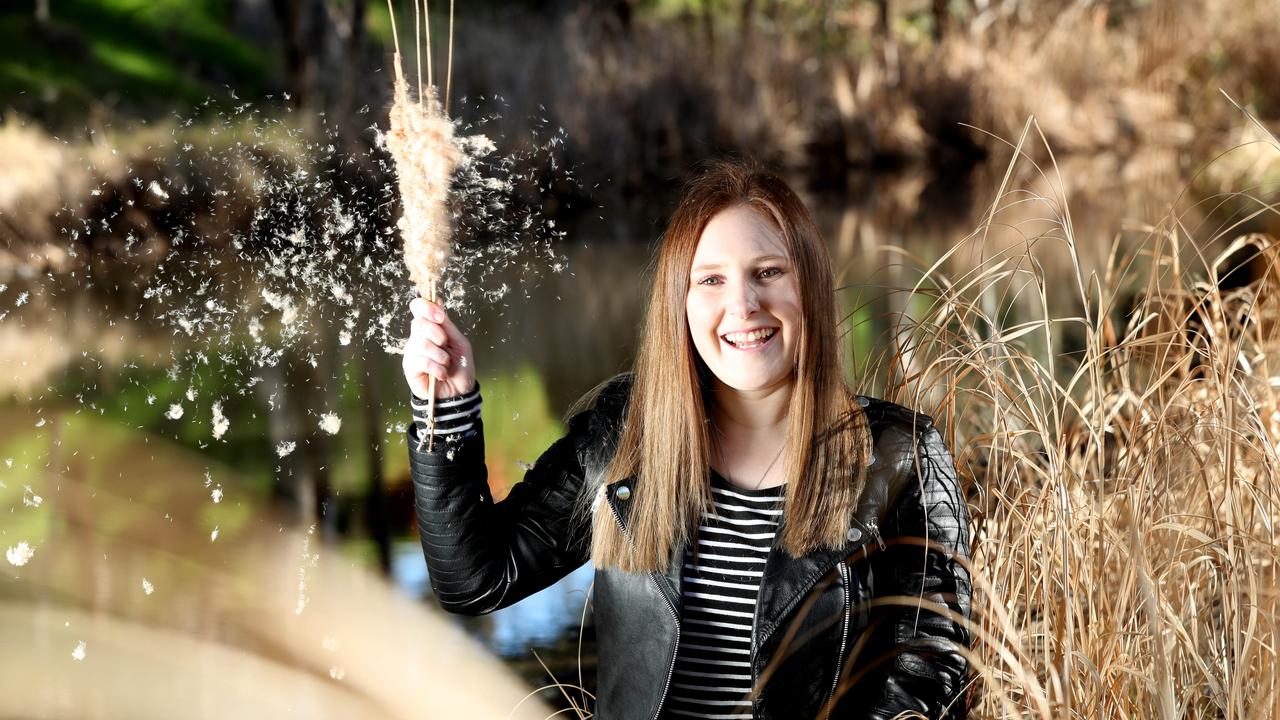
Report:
686,204,802,394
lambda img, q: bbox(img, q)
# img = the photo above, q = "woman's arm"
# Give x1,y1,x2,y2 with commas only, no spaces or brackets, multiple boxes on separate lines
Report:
864,425,973,720
402,296,613,615
407,379,623,616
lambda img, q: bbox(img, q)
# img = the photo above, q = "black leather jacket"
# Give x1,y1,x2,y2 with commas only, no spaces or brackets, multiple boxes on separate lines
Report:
409,373,972,719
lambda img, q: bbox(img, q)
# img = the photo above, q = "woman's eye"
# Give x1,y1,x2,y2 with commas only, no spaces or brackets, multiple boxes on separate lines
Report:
697,276,722,286
759,267,782,279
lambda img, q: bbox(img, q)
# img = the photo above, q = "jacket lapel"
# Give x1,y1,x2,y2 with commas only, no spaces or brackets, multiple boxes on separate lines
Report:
754,525,860,646
602,475,685,613
754,453,888,647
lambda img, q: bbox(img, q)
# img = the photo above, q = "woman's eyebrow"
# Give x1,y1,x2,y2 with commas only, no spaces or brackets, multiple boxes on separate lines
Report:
690,255,787,272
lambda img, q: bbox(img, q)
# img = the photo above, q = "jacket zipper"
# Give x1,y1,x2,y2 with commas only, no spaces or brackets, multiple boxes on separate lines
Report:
750,590,761,713
821,562,852,718
752,532,869,715
605,492,681,720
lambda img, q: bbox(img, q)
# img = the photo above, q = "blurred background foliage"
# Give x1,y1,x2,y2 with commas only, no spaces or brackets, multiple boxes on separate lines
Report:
6,0,1278,187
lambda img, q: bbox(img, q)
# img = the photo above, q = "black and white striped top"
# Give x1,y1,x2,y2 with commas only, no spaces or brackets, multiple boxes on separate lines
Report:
410,382,482,443
662,471,784,719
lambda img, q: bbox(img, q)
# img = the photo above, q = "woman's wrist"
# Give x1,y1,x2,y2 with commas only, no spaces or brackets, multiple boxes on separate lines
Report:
411,380,482,440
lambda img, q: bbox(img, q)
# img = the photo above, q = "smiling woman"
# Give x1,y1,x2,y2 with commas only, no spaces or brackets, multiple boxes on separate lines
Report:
403,158,973,719
686,206,802,421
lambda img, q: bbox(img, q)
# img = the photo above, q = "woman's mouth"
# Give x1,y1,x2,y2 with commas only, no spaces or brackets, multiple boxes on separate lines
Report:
721,327,778,351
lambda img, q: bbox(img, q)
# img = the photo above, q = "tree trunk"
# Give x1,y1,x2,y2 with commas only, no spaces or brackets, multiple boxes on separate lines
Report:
338,0,368,143
738,0,756,49
734,0,757,101
270,0,326,109
700,0,715,58
361,359,390,574
35,0,49,23
876,0,891,38
303,0,327,107
932,0,949,41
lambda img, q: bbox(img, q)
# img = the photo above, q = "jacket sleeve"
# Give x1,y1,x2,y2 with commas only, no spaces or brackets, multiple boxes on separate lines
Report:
408,383,617,616
864,425,973,720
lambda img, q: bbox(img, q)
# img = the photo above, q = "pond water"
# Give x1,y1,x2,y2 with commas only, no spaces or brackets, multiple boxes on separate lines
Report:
1,141,1272,716
391,539,596,656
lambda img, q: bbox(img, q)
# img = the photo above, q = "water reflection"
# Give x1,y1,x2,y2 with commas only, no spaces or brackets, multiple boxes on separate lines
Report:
392,540,595,658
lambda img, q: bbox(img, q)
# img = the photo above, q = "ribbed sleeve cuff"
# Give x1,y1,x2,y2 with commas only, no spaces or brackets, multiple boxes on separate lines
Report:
411,381,481,442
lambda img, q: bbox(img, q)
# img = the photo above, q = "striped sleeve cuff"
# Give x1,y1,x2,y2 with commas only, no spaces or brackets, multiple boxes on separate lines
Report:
411,381,482,441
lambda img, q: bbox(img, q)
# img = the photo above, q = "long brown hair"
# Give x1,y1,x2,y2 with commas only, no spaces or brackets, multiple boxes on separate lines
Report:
588,158,873,573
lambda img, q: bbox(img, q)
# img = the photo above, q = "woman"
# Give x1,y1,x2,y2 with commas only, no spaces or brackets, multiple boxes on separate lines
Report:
402,160,972,719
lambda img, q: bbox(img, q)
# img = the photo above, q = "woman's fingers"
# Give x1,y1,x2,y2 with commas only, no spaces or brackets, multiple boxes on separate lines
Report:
410,316,449,348
402,352,451,392
409,300,465,348
404,344,450,367
405,368,431,399
432,305,472,353
404,296,477,399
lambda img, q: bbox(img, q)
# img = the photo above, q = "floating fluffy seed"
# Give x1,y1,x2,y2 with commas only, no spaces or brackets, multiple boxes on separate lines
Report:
6,542,34,567
318,413,342,435
211,401,229,439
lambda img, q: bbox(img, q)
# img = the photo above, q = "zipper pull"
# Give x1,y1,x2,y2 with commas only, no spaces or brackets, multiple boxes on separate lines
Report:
866,520,885,550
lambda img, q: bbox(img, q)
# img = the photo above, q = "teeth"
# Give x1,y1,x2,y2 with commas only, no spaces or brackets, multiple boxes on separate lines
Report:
724,328,776,345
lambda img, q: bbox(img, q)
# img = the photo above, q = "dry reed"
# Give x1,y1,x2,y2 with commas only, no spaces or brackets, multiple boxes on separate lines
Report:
844,117,1280,717
384,0,462,450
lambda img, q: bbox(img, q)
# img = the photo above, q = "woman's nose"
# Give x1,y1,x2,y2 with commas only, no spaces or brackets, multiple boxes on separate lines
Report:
727,281,760,318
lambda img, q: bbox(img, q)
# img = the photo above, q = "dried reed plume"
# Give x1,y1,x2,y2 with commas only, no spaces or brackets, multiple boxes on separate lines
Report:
385,0,461,451
844,118,1280,717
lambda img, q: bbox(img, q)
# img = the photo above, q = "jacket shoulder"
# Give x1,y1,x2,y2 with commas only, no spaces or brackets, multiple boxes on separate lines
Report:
563,372,634,471
570,371,634,425
857,395,936,438
857,395,941,484
853,396,953,531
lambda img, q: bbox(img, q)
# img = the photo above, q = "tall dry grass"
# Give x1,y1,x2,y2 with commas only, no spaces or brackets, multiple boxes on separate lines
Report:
852,118,1280,717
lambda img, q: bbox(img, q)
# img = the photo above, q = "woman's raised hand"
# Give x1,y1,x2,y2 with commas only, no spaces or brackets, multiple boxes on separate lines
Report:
403,297,477,399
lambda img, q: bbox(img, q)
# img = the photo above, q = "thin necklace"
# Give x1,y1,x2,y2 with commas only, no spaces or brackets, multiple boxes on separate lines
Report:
712,421,787,491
